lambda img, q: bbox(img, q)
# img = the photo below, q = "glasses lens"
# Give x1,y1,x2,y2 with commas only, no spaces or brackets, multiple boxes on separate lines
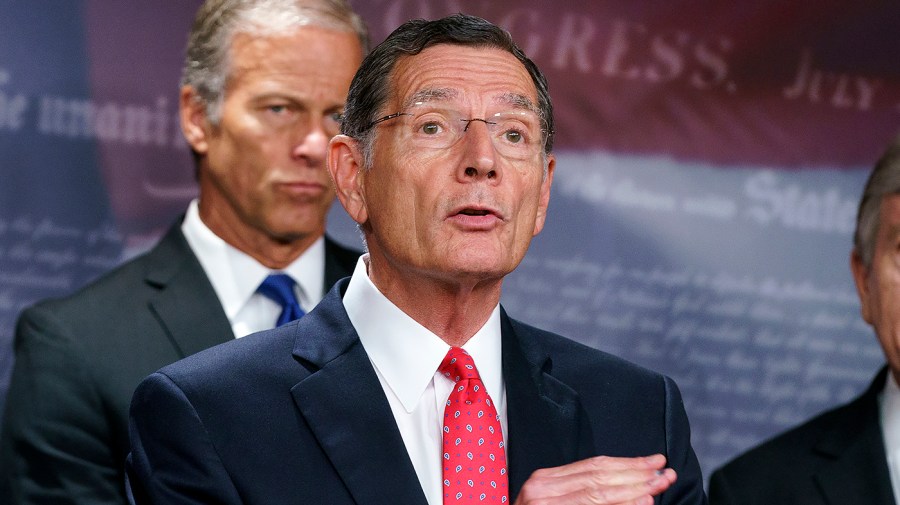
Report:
485,111,543,160
406,109,467,150
397,107,543,160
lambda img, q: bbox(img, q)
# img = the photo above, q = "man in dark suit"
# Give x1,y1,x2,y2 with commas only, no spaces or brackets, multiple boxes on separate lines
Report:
708,137,900,505
126,14,706,505
0,1,366,503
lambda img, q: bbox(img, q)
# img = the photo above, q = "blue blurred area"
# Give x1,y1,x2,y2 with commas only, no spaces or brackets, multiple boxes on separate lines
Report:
0,1,121,418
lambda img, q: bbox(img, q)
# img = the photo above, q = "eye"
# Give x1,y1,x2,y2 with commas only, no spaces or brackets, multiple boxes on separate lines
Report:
496,120,532,145
268,104,289,114
410,110,453,137
324,112,343,134
421,121,442,135
492,112,540,147
503,130,523,144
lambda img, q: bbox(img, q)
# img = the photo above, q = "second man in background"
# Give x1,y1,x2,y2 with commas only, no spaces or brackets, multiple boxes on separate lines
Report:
0,1,366,503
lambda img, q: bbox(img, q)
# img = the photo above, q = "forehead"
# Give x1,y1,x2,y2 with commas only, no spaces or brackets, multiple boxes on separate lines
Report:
387,44,538,110
227,26,362,83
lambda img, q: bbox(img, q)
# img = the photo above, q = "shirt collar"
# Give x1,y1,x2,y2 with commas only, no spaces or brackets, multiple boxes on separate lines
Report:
343,255,503,413
283,239,325,311
882,371,900,454
180,199,326,316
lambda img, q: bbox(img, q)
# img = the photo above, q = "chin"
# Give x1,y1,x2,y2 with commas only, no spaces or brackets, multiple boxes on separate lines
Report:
459,245,523,270
441,258,513,282
267,225,318,244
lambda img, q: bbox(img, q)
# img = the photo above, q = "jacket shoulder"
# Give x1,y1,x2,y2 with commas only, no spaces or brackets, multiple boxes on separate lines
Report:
150,322,303,401
709,380,881,503
20,224,200,323
507,316,664,386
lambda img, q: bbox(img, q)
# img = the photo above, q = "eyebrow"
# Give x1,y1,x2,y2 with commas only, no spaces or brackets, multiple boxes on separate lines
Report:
402,88,540,115
495,92,541,116
250,93,344,113
404,88,458,109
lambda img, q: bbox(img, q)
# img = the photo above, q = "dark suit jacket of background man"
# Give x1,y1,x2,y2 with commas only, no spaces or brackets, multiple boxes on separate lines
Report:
708,366,896,505
126,278,707,505
0,220,360,504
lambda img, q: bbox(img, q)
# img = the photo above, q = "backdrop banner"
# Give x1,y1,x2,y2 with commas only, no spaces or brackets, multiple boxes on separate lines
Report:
1,0,898,480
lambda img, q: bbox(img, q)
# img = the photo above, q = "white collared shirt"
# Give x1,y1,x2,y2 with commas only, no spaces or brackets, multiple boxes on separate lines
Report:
881,371,900,504
342,255,507,505
180,199,326,337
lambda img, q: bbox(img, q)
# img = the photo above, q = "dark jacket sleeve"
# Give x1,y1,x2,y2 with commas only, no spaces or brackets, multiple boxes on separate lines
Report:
661,375,708,505
0,306,126,505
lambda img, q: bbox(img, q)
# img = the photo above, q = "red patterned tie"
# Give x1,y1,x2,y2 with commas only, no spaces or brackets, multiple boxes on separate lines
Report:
439,347,508,504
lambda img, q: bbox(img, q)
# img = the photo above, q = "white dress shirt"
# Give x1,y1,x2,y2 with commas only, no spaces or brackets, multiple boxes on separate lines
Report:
342,255,508,505
881,371,900,504
180,199,326,337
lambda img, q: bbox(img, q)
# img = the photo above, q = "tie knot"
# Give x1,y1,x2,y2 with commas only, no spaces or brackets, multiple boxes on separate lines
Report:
438,347,480,383
257,273,305,326
257,273,297,304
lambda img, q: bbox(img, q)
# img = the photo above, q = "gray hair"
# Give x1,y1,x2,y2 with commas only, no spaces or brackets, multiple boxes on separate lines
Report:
182,0,368,125
340,13,554,169
854,134,900,267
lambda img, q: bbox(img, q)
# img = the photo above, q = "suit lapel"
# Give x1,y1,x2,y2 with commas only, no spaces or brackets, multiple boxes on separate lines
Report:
143,224,234,357
813,367,896,505
286,292,587,504
144,230,356,359
289,283,428,505
501,312,587,499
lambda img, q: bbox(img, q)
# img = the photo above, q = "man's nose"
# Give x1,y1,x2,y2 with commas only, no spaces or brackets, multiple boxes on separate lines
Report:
291,120,330,165
457,120,500,182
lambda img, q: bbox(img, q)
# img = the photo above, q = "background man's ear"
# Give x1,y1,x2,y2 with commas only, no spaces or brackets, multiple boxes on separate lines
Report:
850,249,873,324
179,86,211,154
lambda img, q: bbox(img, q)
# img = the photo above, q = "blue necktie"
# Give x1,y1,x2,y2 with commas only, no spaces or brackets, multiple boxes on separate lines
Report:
256,274,305,326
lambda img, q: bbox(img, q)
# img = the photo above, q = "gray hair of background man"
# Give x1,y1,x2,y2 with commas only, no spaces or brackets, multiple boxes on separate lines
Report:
339,13,555,169
854,134,900,267
182,0,369,126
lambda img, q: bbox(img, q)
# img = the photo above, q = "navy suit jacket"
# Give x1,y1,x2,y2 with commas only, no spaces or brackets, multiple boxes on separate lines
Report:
708,367,896,505
0,221,359,505
127,279,706,504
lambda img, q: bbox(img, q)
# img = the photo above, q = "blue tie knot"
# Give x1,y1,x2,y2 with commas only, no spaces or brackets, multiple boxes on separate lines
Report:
257,273,305,326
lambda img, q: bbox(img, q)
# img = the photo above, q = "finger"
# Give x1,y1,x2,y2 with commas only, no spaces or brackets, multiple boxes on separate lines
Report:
558,468,676,505
557,466,670,490
517,467,677,504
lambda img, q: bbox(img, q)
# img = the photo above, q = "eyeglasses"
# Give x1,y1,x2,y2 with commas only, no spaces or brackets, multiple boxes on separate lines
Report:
362,106,549,161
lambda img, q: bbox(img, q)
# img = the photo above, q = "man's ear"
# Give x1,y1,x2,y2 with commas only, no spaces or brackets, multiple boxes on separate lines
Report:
179,86,211,154
850,248,873,324
327,135,368,226
533,154,555,236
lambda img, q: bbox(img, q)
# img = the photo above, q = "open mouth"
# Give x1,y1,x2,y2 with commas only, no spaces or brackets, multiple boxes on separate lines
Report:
458,208,491,216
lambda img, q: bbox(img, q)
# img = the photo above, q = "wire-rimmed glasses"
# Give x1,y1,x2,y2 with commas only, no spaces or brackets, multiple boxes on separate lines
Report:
362,106,549,161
